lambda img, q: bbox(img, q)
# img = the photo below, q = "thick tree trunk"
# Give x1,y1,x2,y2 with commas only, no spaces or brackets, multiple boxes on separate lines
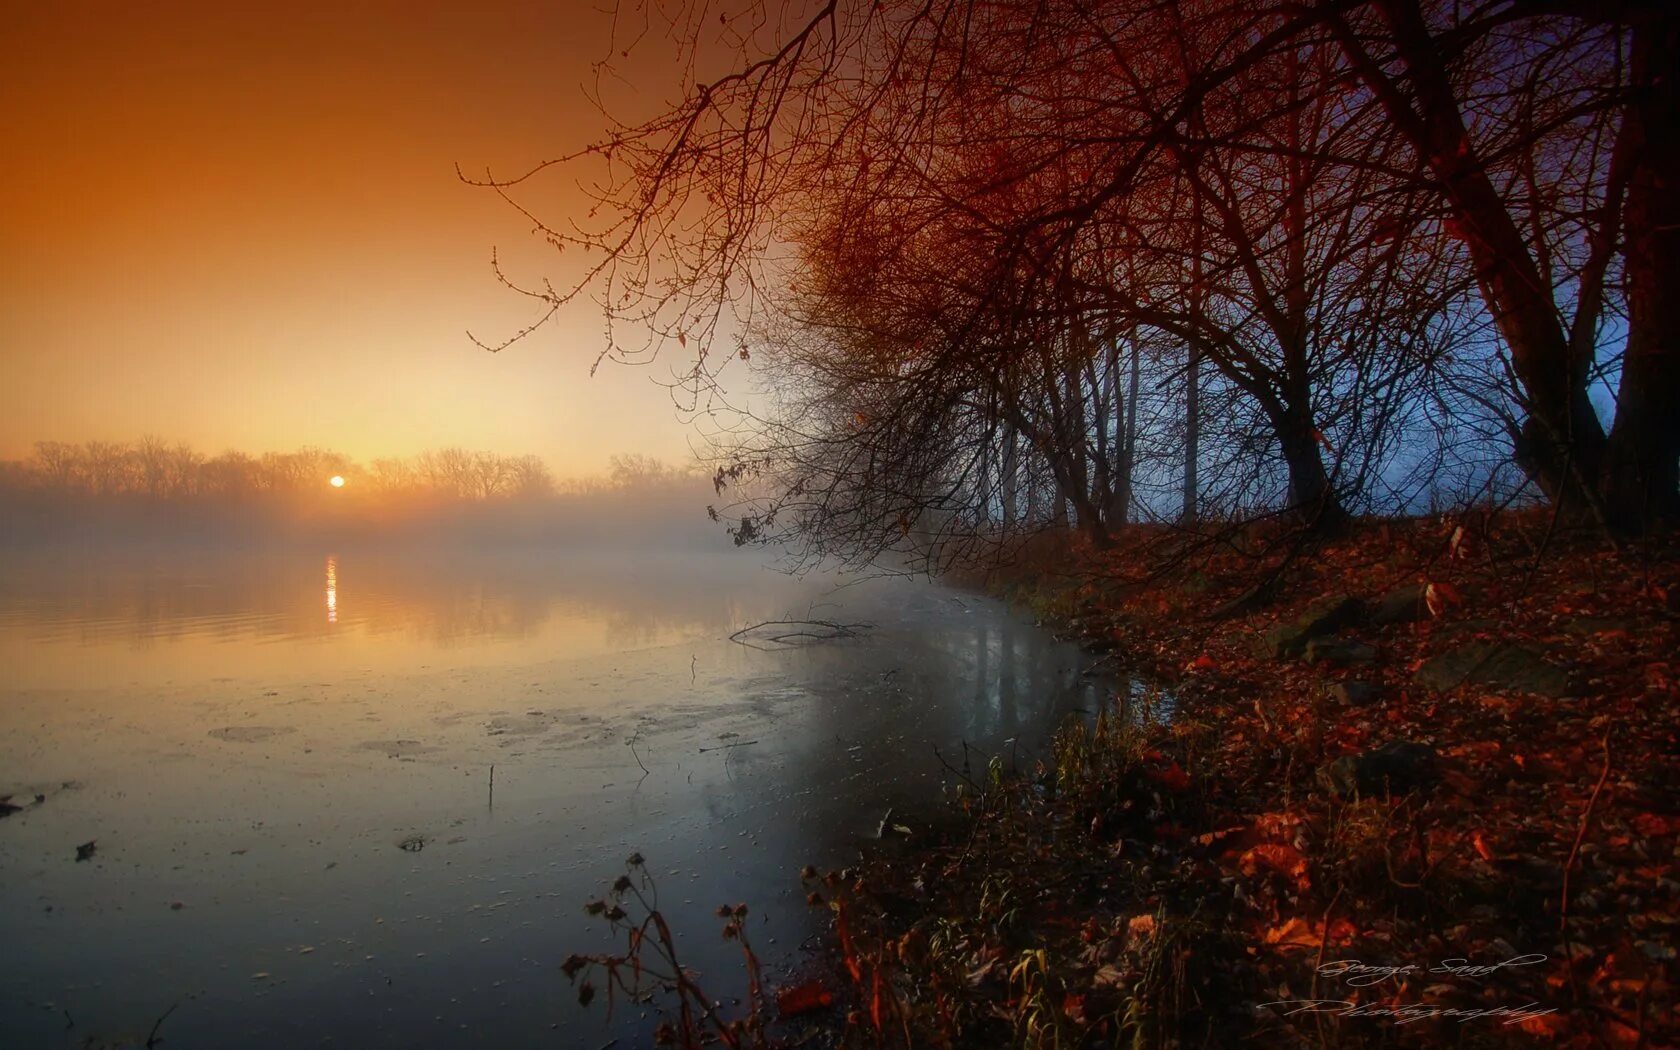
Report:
1273,400,1347,531
1368,0,1608,512
1603,9,1680,528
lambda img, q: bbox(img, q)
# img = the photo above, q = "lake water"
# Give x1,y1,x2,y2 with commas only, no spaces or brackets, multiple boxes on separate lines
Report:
0,545,1110,1047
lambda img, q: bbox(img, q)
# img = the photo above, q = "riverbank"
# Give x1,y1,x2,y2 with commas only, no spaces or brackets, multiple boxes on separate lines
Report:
781,511,1678,1047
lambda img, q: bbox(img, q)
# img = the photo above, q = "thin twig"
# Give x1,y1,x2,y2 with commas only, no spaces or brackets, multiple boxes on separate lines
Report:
145,1003,178,1049
697,740,758,753
1560,728,1613,1003
1313,886,1345,1045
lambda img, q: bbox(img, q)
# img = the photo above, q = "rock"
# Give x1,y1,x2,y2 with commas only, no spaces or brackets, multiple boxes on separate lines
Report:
1369,584,1427,626
1304,638,1378,667
0,793,46,819
1318,741,1439,799
75,840,97,862
1264,595,1367,658
1330,681,1379,707
1561,616,1639,637
1439,618,1496,639
1413,641,1570,698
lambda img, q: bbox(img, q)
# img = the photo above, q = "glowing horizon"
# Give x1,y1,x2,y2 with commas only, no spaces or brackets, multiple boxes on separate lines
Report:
0,2,703,477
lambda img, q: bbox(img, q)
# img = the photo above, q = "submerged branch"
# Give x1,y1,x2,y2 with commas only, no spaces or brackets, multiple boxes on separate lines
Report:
727,619,872,650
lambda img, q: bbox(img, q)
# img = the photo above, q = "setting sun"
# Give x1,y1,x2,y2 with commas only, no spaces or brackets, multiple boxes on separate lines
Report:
329,475,345,488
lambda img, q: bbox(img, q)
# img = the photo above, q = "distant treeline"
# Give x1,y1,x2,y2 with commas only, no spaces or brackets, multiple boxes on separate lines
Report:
0,441,717,548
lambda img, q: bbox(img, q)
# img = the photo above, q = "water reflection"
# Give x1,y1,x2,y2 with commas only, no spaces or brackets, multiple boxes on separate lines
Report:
0,547,1116,1048
0,546,792,688
325,554,337,624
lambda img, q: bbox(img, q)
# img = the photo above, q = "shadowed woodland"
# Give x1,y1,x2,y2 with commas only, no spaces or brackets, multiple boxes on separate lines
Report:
470,0,1675,566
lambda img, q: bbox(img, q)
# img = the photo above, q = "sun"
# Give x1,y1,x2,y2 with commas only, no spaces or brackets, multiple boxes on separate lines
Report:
329,475,345,488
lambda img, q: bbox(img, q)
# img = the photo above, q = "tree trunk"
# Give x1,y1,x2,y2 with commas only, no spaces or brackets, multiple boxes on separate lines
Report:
1274,400,1347,532
1184,215,1204,526
1367,0,1608,512
1603,8,1680,528
1000,423,1020,527
1108,329,1141,527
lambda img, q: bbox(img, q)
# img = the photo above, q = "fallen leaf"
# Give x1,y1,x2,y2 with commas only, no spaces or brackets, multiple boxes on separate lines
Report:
776,979,834,1018
1470,829,1496,862
1425,581,1462,617
1240,844,1311,891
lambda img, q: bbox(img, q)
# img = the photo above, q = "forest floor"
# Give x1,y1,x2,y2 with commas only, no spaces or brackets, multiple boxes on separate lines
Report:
773,508,1679,1048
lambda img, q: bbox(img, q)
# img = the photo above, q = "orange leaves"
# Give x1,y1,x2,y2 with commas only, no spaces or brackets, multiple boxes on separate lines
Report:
1184,652,1216,673
1513,1012,1570,1038
1470,829,1497,863
1061,991,1088,1023
775,980,833,1018
1592,943,1655,999
1145,758,1192,793
1239,843,1311,892
1447,523,1472,560
1202,811,1307,865
1194,824,1246,849
1263,916,1356,951
1424,581,1462,617
1251,811,1307,842
1631,812,1680,839
834,898,863,983
1139,748,1192,792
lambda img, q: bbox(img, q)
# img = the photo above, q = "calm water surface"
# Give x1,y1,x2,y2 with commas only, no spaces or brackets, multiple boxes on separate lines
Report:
0,545,1109,1047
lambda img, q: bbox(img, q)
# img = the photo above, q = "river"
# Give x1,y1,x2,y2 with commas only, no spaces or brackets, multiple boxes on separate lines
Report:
0,544,1111,1047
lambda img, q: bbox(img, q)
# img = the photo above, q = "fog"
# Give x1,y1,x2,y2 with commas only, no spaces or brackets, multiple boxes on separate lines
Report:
0,443,729,552
0,509,1115,1047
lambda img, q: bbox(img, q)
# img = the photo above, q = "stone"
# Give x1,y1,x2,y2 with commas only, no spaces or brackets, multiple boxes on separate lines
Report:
1413,641,1570,698
1560,616,1639,637
1304,638,1378,667
1265,595,1366,658
1369,584,1427,626
1318,741,1439,799
1330,681,1379,707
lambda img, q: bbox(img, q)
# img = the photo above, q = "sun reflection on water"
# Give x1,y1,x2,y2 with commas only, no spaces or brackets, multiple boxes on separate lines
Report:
325,555,337,624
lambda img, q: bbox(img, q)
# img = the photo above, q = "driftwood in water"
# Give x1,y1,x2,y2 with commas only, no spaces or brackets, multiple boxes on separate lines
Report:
727,619,871,651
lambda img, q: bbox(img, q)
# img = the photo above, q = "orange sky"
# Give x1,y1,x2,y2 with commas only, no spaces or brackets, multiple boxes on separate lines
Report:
0,1,708,476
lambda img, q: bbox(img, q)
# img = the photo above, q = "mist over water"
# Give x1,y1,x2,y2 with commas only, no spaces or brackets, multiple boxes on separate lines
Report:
0,540,1110,1047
